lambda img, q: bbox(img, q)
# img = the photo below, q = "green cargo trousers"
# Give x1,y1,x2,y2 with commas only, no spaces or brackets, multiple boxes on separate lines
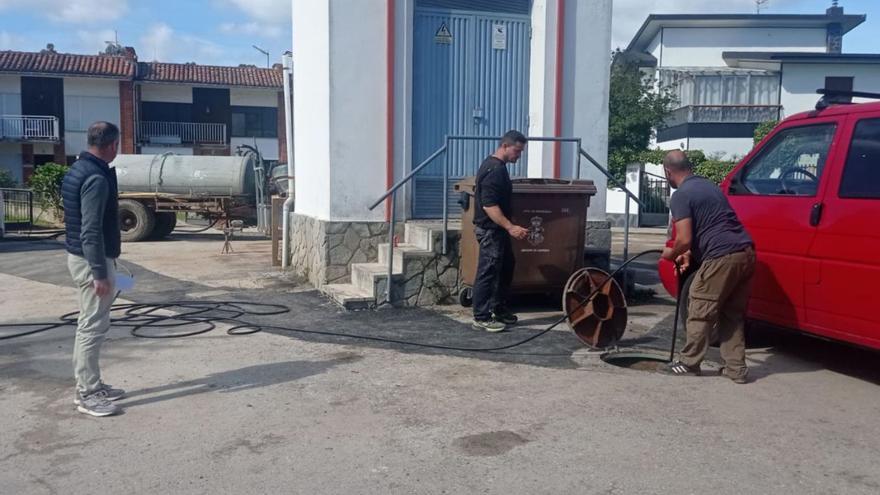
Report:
67,254,117,396
679,247,755,379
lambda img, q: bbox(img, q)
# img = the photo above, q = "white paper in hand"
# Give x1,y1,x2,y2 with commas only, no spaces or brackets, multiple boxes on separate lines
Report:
115,273,135,292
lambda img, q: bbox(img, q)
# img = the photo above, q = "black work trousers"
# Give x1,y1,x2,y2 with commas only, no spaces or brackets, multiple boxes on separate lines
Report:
472,226,515,321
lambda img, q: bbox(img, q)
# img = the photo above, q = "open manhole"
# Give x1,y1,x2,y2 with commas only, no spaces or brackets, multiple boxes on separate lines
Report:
601,351,669,372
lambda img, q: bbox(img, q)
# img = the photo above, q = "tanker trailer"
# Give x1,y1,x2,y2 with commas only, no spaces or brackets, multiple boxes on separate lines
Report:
113,149,269,241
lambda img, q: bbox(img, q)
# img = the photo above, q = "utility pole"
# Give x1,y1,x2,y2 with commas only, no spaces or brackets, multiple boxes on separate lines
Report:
756,0,770,14
252,45,269,68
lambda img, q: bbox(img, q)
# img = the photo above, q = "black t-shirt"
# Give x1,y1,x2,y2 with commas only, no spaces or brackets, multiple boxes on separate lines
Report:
669,175,753,262
474,156,512,230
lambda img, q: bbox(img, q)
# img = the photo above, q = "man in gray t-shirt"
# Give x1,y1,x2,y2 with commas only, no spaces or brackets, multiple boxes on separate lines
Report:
660,150,755,383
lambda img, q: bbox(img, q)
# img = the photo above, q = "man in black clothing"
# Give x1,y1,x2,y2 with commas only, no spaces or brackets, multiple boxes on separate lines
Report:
472,130,529,332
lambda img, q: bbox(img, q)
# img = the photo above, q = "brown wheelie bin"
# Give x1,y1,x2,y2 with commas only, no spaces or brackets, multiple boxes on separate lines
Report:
454,177,598,306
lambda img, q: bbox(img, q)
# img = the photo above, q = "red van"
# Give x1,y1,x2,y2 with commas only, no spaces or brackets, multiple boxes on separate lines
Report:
659,92,880,351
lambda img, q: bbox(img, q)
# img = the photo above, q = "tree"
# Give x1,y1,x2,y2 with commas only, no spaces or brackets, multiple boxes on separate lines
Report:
28,163,69,220
754,120,779,145
608,49,677,183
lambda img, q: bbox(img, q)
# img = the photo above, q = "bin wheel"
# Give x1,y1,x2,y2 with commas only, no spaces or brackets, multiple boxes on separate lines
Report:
119,200,156,242
459,287,473,307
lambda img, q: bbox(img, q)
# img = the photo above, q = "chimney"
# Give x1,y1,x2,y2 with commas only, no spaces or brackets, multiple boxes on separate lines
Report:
826,1,844,54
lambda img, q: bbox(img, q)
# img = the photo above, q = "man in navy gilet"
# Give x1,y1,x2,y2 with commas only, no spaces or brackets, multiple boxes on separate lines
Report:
61,121,125,417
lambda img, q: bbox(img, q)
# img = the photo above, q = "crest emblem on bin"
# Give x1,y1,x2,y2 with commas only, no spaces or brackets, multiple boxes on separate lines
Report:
527,216,545,246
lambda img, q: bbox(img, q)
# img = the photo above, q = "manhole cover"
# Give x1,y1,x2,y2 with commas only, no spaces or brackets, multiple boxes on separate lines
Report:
601,351,669,372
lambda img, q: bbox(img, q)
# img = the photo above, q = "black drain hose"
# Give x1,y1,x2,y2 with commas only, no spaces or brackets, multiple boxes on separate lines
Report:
0,250,666,353
669,263,684,362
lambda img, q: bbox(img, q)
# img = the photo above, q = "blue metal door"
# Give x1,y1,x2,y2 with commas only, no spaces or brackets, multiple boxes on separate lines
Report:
412,5,530,218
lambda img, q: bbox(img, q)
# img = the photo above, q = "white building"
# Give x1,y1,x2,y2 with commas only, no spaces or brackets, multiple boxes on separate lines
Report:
0,45,284,185
623,5,880,159
288,0,615,305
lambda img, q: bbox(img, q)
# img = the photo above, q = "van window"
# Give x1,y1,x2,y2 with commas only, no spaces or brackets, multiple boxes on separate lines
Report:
840,118,880,199
736,124,837,196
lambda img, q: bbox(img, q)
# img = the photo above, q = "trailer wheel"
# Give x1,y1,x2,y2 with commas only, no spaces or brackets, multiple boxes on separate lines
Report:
119,199,156,242
151,212,177,239
458,287,473,307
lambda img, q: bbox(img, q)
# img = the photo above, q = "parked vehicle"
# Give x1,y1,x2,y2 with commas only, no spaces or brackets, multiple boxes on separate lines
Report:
660,90,880,351
113,146,274,241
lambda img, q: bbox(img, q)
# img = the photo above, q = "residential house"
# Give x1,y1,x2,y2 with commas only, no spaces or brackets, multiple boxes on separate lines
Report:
0,44,284,185
623,4,880,159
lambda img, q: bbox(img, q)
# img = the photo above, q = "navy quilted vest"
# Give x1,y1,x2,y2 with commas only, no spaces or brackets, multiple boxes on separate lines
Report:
61,152,121,259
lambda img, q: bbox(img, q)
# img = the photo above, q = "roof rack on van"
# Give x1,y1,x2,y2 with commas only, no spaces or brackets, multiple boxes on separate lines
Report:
816,88,880,111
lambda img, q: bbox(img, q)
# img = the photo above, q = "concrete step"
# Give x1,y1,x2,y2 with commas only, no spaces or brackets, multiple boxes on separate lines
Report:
377,242,436,272
404,221,461,253
320,283,375,311
350,262,403,295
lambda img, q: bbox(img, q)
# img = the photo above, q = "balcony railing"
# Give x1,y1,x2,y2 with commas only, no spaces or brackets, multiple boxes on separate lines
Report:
138,121,227,145
665,105,782,128
0,115,60,142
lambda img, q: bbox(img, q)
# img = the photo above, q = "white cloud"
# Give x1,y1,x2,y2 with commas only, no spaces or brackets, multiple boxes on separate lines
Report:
222,0,290,25
0,30,28,50
139,23,226,64
612,0,803,50
0,0,128,23
219,21,284,39
74,29,119,55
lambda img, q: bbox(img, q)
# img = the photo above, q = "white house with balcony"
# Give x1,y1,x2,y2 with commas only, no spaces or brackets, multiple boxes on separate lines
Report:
623,4,880,159
0,45,284,185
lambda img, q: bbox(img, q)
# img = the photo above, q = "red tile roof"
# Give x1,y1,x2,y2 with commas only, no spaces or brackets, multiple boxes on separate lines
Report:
138,62,282,88
0,49,282,88
0,50,135,78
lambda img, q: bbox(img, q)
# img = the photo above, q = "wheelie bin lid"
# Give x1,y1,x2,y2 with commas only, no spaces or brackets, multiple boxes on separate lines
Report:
454,177,597,196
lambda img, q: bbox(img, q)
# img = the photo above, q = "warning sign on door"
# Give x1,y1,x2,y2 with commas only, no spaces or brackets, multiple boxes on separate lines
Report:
435,23,453,44
492,24,507,50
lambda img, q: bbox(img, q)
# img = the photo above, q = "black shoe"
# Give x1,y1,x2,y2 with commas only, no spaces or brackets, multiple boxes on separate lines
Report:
659,361,702,377
492,307,518,325
719,367,750,384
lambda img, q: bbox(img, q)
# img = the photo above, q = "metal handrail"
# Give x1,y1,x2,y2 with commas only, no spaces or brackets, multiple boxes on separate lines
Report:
369,134,646,305
138,121,227,145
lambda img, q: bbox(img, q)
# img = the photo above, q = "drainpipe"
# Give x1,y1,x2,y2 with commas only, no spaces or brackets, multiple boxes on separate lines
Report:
385,0,396,222
552,0,565,179
281,51,295,269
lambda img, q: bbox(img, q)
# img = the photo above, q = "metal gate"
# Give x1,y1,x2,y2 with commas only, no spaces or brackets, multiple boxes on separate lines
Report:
412,3,530,218
1,188,34,230
638,171,670,227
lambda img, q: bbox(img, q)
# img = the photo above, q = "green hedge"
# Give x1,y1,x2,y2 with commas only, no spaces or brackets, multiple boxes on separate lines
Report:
0,169,17,188
636,149,736,185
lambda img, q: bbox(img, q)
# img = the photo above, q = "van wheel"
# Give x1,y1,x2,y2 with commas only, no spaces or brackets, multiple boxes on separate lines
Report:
151,212,177,239
459,287,473,307
119,200,156,242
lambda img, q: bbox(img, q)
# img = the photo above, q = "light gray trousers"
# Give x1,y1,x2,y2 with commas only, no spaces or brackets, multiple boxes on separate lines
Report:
67,254,117,396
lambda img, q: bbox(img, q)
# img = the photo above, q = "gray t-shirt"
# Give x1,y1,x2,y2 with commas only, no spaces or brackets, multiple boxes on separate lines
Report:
669,175,753,262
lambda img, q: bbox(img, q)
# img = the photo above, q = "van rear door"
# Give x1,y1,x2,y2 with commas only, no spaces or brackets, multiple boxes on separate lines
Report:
804,112,880,350
725,118,842,329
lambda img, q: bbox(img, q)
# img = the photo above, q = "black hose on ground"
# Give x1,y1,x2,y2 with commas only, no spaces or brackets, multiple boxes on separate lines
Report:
0,250,666,353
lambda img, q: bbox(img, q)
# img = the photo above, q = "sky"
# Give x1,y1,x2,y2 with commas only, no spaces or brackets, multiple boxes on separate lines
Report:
0,0,876,66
